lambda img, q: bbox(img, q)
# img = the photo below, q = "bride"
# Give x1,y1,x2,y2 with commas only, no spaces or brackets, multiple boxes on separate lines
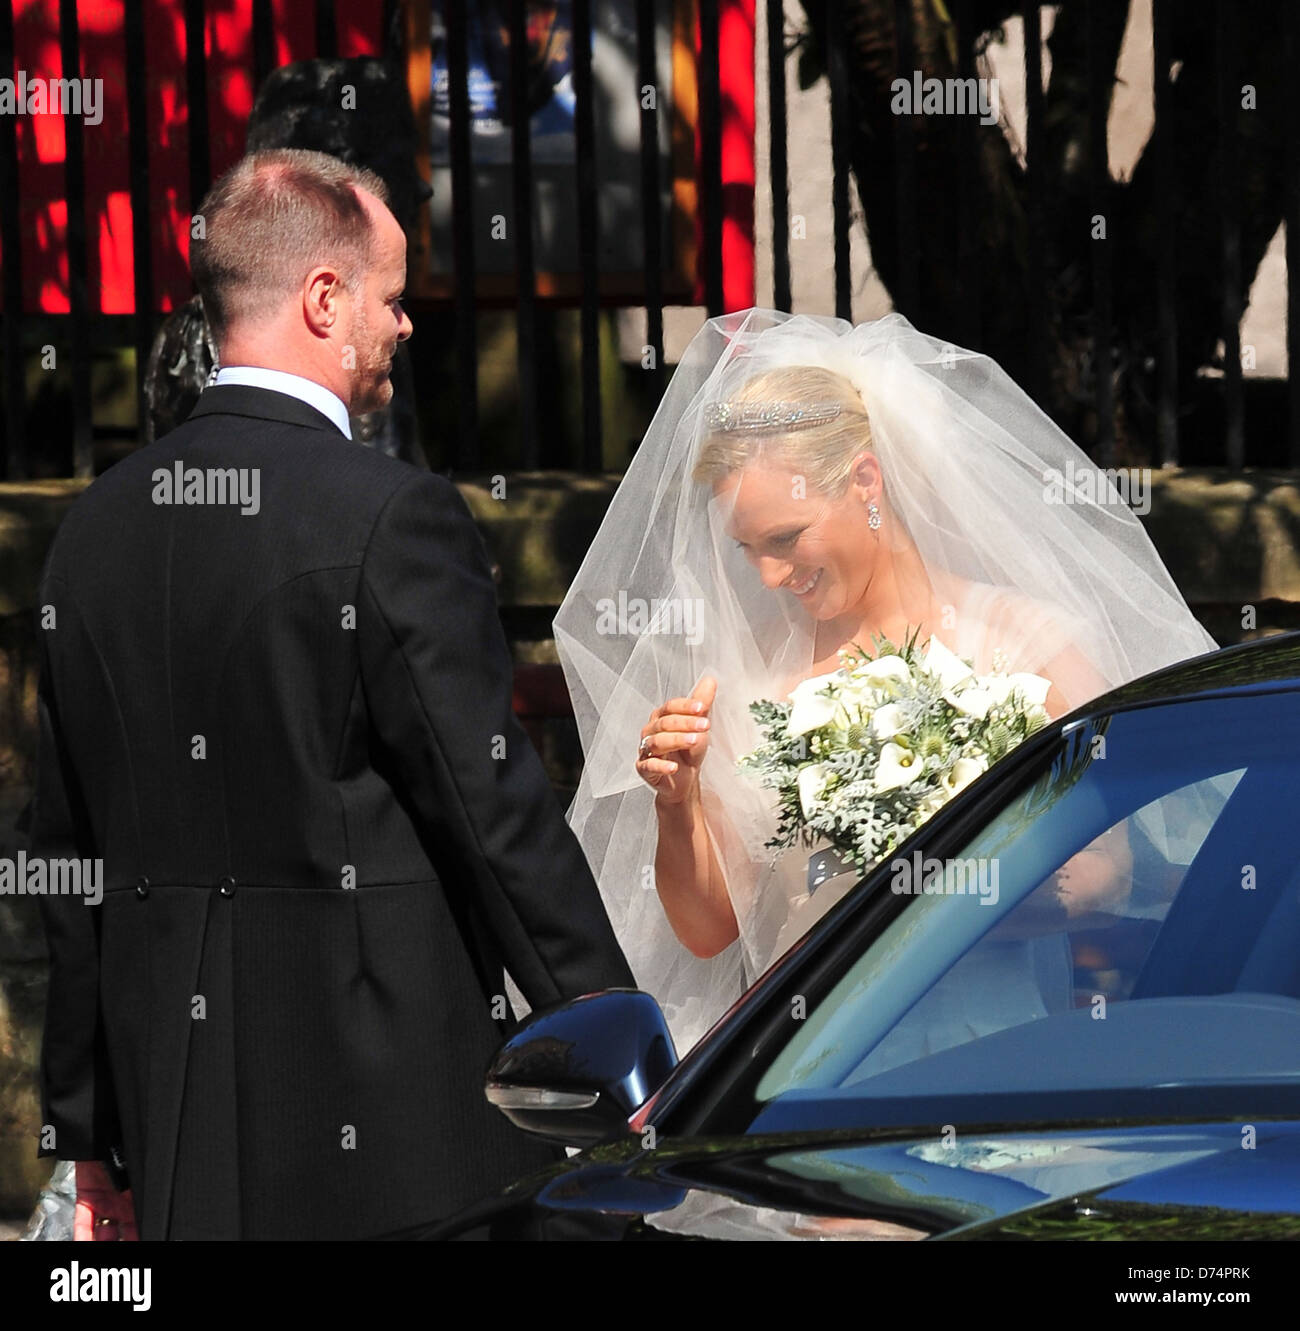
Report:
554,309,1218,1056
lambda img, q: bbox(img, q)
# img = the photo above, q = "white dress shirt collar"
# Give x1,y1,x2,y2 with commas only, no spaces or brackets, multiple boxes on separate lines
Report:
212,366,352,439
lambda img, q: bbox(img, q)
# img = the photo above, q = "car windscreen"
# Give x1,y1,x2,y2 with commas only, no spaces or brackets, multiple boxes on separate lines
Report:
749,690,1300,1120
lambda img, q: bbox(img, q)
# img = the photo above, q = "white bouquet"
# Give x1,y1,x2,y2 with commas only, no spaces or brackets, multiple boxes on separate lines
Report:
737,631,1052,874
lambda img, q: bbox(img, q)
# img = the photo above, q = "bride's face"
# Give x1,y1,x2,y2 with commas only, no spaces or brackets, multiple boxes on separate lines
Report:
716,453,880,621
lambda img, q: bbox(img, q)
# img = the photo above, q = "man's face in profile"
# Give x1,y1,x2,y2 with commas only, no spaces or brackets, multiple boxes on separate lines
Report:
345,192,413,416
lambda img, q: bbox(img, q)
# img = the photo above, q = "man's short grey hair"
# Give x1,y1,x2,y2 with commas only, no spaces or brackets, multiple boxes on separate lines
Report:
189,148,391,343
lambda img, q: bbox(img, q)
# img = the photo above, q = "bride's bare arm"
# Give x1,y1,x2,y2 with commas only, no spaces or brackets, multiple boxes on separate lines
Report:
653,790,739,957
992,638,1133,938
636,675,740,957
990,821,1133,939
1042,640,1134,914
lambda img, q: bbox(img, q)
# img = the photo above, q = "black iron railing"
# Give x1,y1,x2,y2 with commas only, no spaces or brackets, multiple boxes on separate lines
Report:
0,0,1295,480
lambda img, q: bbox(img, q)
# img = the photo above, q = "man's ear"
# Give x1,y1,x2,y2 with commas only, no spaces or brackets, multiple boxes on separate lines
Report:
303,266,344,338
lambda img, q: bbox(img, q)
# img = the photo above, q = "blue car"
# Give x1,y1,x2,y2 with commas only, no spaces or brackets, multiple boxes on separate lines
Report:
442,634,1300,1240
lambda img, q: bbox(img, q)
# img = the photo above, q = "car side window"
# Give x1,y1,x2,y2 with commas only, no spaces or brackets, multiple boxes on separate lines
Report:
842,771,1241,1085
750,693,1300,1112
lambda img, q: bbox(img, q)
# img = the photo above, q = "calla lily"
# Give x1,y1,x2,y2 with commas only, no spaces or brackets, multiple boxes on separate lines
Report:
870,702,908,740
857,654,911,688
837,676,883,711
786,670,844,736
942,755,987,797
874,741,922,793
797,763,831,817
945,686,993,720
1006,671,1052,709
922,636,974,692
981,674,1015,705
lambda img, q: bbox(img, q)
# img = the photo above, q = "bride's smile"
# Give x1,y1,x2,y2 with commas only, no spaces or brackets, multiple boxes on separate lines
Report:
712,445,938,653
713,454,884,624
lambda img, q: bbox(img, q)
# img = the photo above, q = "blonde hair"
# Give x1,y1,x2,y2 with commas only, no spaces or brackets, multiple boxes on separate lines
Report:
692,366,874,495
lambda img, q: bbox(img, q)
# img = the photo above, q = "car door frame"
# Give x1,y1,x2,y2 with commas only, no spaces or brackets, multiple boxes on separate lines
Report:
642,681,1300,1141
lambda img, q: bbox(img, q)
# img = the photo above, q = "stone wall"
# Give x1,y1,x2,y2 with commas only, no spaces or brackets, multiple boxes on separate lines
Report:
1,467,1298,1217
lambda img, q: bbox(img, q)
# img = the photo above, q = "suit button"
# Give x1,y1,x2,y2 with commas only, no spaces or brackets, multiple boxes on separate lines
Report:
135,876,149,899
219,876,236,897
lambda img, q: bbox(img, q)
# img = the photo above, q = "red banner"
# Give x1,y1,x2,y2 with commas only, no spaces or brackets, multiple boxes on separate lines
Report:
1,0,753,314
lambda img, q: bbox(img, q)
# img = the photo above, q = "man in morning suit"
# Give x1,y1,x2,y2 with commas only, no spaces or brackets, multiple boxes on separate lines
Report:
29,149,635,1240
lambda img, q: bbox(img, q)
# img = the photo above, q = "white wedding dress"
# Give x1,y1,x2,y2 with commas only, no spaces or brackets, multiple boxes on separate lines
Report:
551,309,1220,1240
555,312,1217,1068
756,578,1081,986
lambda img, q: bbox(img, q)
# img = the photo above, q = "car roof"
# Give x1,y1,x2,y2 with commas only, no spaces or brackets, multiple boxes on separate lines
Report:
1068,630,1300,719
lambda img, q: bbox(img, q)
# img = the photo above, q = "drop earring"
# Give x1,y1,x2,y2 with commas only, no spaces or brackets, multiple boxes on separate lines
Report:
867,500,881,531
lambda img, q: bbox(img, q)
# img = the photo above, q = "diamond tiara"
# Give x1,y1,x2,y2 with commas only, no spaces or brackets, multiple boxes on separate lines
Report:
702,400,843,434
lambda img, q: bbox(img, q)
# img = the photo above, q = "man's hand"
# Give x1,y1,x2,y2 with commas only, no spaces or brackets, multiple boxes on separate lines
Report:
73,1161,137,1241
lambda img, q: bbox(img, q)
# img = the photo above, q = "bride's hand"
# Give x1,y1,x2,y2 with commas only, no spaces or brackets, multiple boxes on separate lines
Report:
636,674,716,804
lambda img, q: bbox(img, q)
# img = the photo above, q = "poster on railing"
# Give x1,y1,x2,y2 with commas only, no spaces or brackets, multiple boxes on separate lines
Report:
430,1,577,164
412,0,696,301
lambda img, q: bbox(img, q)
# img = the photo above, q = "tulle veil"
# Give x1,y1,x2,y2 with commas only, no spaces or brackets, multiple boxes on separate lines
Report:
550,308,1220,1054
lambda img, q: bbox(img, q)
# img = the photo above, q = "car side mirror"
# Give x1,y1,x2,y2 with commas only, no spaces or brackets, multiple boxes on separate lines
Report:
485,989,677,1147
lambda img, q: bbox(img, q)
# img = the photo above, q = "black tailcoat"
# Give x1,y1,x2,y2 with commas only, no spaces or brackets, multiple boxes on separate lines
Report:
29,385,635,1239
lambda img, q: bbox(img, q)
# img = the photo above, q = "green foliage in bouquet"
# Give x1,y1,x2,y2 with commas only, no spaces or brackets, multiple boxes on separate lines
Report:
737,629,1052,874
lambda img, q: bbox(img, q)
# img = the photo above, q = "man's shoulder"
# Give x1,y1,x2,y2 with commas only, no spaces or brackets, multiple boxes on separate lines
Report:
93,406,429,498
45,421,442,579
